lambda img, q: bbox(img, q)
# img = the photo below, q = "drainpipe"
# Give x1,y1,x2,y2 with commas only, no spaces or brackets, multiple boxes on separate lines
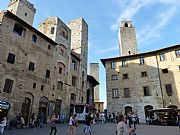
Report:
155,54,165,108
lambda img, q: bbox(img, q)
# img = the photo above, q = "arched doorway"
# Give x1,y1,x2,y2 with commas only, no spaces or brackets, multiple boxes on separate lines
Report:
144,105,153,119
125,106,132,114
54,99,62,115
167,105,178,109
39,97,48,122
21,92,34,125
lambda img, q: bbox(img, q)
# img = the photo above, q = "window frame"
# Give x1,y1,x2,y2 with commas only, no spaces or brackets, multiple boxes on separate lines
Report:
122,60,128,67
111,75,118,80
175,50,180,58
159,53,166,61
143,86,151,96
112,89,119,98
7,53,15,64
111,61,116,69
3,79,14,93
57,81,63,91
28,62,35,71
165,84,173,96
45,69,51,78
123,74,129,79
124,88,131,98
139,57,145,65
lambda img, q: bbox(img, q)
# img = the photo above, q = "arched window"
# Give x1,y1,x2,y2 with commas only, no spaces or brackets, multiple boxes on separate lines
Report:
125,23,128,27
32,34,37,43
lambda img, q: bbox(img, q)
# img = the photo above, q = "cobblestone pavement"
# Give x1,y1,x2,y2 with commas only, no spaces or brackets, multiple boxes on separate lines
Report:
3,123,180,135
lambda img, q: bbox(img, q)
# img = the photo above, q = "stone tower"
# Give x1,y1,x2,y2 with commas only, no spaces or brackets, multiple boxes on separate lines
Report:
67,18,88,96
90,63,99,101
8,0,36,25
118,21,138,56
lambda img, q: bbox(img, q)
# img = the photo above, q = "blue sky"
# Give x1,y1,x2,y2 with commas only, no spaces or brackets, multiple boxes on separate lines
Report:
1,0,180,106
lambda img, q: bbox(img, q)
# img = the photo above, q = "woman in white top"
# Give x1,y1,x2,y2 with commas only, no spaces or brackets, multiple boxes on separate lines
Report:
0,117,7,134
117,115,135,135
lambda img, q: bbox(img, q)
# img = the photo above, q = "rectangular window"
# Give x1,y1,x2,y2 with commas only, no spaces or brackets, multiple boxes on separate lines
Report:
162,68,168,73
72,60,77,70
72,76,76,86
159,53,166,61
13,24,26,37
124,88,130,98
59,67,62,74
141,71,147,77
46,69,50,78
111,62,116,69
33,83,36,89
165,84,173,96
123,74,128,79
122,60,128,67
143,86,150,96
41,85,44,91
57,81,63,91
51,27,55,34
112,89,119,98
175,50,180,58
28,62,35,71
7,53,15,64
111,75,118,80
3,79,14,93
140,57,145,65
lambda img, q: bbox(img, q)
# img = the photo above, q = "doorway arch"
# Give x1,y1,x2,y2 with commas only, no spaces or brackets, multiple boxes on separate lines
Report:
21,92,34,125
144,105,153,119
125,106,132,114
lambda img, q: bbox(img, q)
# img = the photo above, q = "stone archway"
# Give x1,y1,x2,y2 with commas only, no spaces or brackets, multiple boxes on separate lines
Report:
125,106,132,114
21,92,34,125
144,105,153,119
39,96,49,122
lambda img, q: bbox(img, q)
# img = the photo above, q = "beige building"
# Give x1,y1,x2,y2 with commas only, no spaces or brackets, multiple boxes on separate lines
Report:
94,101,104,113
0,0,90,124
101,44,180,122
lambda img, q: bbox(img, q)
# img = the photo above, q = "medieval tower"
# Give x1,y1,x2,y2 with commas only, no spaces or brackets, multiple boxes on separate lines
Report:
67,18,88,99
118,21,138,56
90,63,99,101
8,0,36,25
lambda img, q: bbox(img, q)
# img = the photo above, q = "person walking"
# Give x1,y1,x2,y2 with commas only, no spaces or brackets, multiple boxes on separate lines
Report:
49,113,58,135
0,117,7,135
84,113,93,135
177,112,180,131
127,113,133,128
116,115,135,135
69,113,77,135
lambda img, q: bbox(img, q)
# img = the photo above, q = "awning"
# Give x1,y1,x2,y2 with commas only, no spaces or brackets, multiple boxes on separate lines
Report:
0,100,11,110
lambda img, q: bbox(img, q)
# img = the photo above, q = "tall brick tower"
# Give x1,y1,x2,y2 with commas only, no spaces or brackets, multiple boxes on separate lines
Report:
118,21,138,56
90,63,99,101
8,0,36,25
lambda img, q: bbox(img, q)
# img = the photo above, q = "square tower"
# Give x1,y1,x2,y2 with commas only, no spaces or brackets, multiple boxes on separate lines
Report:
90,63,99,101
8,0,36,25
118,21,138,56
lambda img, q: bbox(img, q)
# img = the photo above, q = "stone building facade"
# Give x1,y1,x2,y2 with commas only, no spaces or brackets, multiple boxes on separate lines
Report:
101,45,180,122
0,10,58,124
0,0,91,124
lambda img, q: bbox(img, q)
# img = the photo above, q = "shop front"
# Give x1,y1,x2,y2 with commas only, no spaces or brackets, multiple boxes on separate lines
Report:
0,100,11,119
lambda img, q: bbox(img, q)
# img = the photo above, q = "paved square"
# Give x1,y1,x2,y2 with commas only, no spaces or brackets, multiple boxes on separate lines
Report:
3,123,180,135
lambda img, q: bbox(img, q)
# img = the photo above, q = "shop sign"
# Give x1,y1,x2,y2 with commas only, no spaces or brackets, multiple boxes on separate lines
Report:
0,100,10,110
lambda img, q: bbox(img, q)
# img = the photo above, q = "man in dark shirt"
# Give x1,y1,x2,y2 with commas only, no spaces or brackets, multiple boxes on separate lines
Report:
84,113,93,135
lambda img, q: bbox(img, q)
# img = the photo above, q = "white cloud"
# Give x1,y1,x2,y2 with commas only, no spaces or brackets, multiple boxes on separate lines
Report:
111,0,153,31
96,46,119,54
138,6,177,46
110,0,180,31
